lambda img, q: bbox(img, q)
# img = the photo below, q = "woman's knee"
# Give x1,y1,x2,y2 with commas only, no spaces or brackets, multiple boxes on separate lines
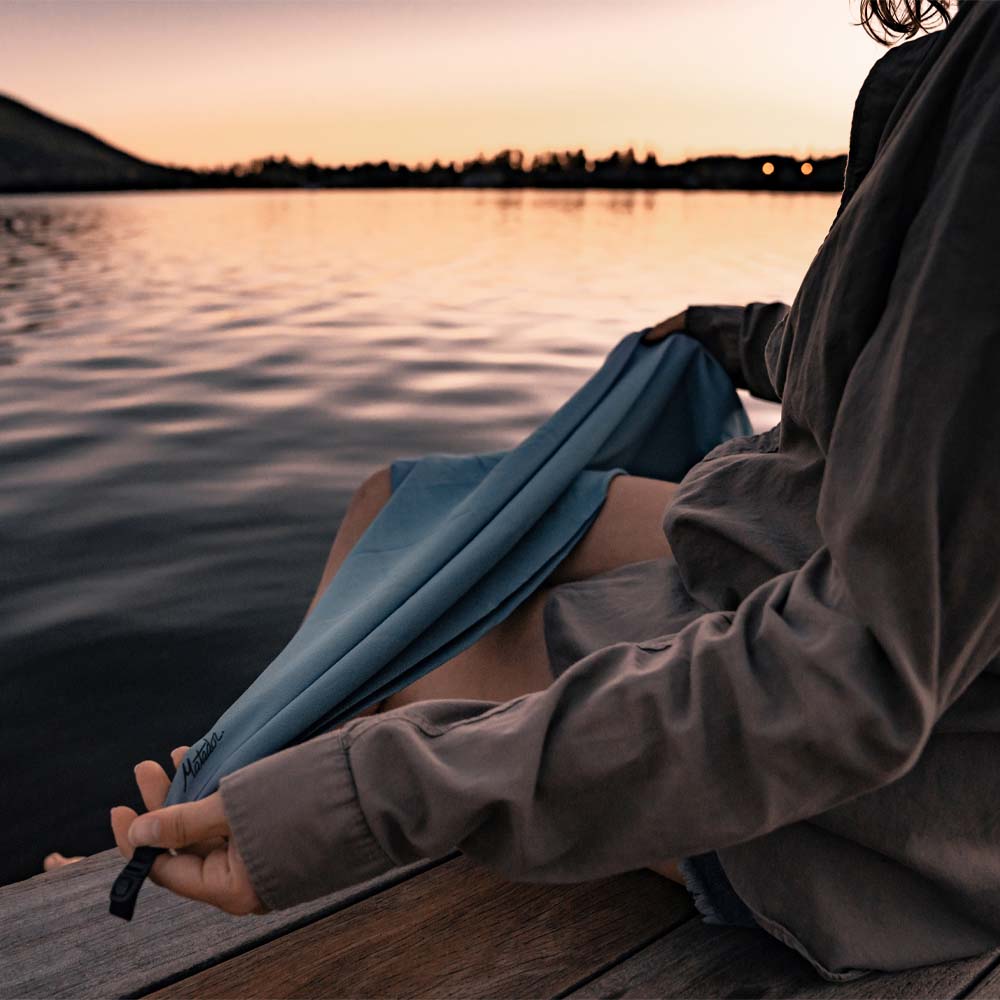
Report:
346,465,393,521
305,465,395,621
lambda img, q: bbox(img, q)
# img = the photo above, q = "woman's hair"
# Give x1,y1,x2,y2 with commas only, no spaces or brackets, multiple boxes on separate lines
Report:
857,0,956,45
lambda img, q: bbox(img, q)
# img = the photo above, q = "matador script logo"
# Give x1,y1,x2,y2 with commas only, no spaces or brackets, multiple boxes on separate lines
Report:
181,730,225,792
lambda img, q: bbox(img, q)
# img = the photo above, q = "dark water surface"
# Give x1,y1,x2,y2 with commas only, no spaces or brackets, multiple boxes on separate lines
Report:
0,188,834,885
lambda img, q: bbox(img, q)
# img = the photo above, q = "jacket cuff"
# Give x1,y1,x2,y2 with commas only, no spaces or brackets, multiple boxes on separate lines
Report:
736,301,788,403
219,728,397,911
684,302,786,403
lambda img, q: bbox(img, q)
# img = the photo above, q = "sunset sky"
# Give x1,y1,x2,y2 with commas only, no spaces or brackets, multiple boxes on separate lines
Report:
3,0,911,170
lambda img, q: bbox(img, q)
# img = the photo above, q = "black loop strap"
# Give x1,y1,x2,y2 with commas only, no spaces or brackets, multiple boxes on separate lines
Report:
109,845,165,921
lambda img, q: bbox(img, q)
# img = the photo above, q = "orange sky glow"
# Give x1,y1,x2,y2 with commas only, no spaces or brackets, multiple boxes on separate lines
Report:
2,0,909,170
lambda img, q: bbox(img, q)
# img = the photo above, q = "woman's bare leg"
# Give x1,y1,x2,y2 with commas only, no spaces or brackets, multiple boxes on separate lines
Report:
378,472,680,708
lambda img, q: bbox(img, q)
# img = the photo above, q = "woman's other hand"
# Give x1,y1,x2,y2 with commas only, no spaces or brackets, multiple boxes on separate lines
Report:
640,306,749,392
110,746,266,916
641,309,687,344
43,851,85,871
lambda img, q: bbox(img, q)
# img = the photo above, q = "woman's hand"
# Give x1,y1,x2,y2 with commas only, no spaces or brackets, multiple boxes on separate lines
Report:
641,309,687,344
43,851,85,871
641,306,747,390
110,746,266,916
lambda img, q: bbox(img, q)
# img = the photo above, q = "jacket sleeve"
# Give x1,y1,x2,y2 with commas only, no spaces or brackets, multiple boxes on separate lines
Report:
219,81,1000,913
683,301,789,403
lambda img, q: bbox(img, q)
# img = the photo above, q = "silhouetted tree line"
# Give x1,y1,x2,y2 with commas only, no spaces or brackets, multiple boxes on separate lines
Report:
181,147,846,192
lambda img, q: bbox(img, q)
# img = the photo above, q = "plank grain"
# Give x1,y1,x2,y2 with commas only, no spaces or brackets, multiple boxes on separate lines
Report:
0,846,452,1000
566,913,1000,1000
962,954,1000,998
148,857,693,999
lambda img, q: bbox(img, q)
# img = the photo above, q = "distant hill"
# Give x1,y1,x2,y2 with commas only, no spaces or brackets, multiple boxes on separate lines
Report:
0,93,189,193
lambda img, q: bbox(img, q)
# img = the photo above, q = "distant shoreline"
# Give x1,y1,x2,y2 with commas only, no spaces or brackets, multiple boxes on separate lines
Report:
1,93,847,197
0,150,847,197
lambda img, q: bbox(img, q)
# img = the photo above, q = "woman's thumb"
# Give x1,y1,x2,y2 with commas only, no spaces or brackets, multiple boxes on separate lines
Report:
127,797,227,849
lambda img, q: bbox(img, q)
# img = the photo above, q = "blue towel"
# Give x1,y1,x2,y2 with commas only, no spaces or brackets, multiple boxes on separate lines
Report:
110,329,751,920
165,329,751,808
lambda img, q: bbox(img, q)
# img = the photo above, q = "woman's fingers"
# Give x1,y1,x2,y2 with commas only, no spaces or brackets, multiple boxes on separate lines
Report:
171,746,191,771
111,805,139,859
117,746,223,863
43,852,85,871
135,760,171,813
134,745,192,812
111,802,224,863
641,310,687,344
147,841,264,916
126,793,230,850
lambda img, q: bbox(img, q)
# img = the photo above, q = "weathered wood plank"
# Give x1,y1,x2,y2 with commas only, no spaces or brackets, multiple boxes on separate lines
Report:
147,858,693,999
565,912,1000,999
961,955,1000,998
0,846,453,1000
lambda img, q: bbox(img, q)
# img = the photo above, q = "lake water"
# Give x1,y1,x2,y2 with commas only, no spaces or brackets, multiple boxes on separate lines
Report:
0,188,837,886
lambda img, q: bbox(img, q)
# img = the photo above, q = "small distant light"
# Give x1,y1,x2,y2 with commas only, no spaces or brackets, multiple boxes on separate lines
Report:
800,162,814,176
761,161,775,176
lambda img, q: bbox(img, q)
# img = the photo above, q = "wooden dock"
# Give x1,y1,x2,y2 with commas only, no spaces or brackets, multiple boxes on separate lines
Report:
4,847,1000,998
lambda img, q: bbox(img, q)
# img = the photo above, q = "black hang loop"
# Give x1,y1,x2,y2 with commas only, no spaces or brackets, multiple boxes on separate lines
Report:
109,845,165,921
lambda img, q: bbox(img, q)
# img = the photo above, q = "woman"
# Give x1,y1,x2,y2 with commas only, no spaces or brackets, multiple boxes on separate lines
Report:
98,0,1000,982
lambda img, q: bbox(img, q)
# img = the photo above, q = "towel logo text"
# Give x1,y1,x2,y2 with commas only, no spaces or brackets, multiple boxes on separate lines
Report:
182,730,225,791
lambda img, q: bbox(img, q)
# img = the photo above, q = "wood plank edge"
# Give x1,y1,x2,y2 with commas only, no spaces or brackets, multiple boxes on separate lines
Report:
955,951,1000,999
552,911,697,1000
127,851,460,1000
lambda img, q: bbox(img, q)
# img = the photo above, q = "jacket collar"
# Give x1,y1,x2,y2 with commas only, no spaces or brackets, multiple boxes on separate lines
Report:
837,5,973,216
